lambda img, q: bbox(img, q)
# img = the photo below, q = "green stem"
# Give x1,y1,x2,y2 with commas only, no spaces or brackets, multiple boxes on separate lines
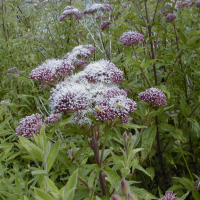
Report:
180,146,193,180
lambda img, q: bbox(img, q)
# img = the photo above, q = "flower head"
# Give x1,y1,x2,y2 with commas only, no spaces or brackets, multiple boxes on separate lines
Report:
166,13,176,22
196,0,200,7
80,60,124,84
44,114,62,124
63,44,95,65
16,114,43,139
59,6,83,21
120,31,144,46
30,59,74,84
100,20,111,30
95,88,137,123
193,180,200,191
7,67,20,74
159,191,180,200
139,88,166,106
50,60,135,125
84,4,112,14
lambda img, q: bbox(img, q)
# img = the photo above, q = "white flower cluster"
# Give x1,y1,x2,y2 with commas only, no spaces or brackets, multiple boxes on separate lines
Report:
84,4,112,14
50,60,136,125
30,59,74,84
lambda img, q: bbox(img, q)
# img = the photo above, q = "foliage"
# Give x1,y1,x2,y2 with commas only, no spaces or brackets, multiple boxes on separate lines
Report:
1,0,200,200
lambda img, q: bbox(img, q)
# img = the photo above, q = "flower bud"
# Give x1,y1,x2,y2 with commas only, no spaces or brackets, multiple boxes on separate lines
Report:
121,179,130,196
112,194,121,200
123,132,128,142
127,192,138,200
128,133,132,141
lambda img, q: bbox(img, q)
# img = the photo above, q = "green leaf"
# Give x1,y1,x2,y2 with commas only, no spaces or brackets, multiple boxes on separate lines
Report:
34,188,54,200
186,118,200,138
120,123,147,130
47,140,60,173
59,169,78,200
19,136,43,162
32,170,47,175
180,192,190,200
131,187,158,199
141,125,157,161
59,116,74,127
104,167,121,190
178,29,188,45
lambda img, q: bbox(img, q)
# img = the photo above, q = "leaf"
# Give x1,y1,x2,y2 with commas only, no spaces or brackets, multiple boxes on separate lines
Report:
34,188,54,200
47,140,60,173
141,125,157,161
104,167,121,190
32,170,47,175
141,59,157,69
178,29,188,45
59,116,74,127
119,123,147,130
19,136,43,162
180,191,190,200
0,116,11,129
59,168,78,200
131,187,158,199
186,118,200,138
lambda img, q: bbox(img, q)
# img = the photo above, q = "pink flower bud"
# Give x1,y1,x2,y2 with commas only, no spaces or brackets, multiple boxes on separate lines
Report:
128,133,132,141
123,132,128,141
112,194,121,200
121,179,130,196
127,193,135,200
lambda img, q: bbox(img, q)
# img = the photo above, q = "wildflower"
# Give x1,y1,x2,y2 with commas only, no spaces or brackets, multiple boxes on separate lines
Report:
84,4,112,14
78,30,84,35
95,93,137,123
122,4,127,8
176,1,182,6
30,59,74,84
166,13,176,22
100,20,111,30
81,60,124,84
76,60,88,68
96,14,107,19
50,60,135,125
196,0,200,7
59,6,83,21
44,114,62,124
182,0,191,7
63,44,95,64
7,67,20,74
159,191,180,200
16,114,43,139
139,88,166,106
120,31,144,46
0,100,11,105
193,180,200,191
121,179,130,196
112,194,121,200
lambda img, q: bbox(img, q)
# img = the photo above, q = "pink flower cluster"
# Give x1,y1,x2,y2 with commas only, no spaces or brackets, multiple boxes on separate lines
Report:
95,88,137,123
50,60,136,125
193,180,200,191
159,191,180,200
44,114,62,124
50,82,88,113
176,0,192,7
7,67,20,74
81,60,124,84
196,0,200,7
63,44,95,67
84,4,112,14
59,6,84,21
30,59,74,84
16,114,43,139
100,21,111,30
139,88,166,106
166,13,176,22
120,31,144,46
